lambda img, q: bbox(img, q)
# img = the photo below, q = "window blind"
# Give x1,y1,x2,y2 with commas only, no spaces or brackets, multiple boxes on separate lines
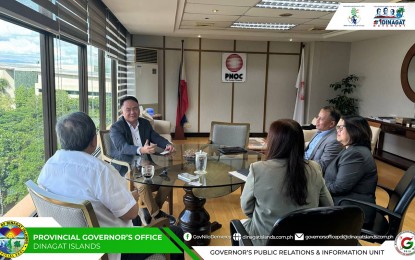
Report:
0,0,88,44
0,0,58,34
88,0,106,50
57,0,88,44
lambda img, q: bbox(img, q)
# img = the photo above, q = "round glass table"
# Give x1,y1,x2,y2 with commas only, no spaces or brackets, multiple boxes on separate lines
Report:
125,144,264,246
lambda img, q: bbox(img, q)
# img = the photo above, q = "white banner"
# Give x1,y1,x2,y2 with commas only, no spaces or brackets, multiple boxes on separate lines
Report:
194,242,412,260
327,3,415,30
222,53,247,82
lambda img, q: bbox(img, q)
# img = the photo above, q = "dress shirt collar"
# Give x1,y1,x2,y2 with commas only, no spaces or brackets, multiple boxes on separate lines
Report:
126,120,140,131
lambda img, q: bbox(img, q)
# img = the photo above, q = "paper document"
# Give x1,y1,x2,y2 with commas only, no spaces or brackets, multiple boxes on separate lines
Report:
178,172,199,182
228,169,249,181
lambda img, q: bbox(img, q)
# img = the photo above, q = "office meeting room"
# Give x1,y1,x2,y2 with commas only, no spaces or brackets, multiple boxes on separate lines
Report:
0,1,414,260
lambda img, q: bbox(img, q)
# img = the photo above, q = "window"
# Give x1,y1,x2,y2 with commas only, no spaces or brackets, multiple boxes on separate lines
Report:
105,56,113,128
88,45,100,128
54,38,80,117
0,19,43,215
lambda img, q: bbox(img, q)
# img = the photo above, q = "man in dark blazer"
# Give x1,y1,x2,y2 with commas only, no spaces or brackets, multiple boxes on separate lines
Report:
305,106,343,173
110,96,176,225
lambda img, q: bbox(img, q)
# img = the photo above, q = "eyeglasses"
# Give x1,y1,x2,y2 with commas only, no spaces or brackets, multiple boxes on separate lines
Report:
336,125,346,131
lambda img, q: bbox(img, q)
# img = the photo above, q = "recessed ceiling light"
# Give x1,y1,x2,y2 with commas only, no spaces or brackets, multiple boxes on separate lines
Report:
256,0,339,12
205,17,210,19
280,13,293,17
231,22,295,30
212,9,219,13
289,38,293,41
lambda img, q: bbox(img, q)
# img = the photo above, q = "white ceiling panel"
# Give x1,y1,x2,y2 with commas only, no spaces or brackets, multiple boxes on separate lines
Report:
103,0,397,42
182,13,240,22
185,3,250,15
237,16,311,24
187,0,260,6
303,19,331,26
245,8,331,19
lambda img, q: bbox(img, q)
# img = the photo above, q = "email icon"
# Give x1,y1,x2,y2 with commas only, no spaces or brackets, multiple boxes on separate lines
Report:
295,233,304,240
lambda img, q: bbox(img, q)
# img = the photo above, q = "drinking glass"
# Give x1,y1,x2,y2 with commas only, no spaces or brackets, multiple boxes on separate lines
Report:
141,165,155,180
195,151,207,174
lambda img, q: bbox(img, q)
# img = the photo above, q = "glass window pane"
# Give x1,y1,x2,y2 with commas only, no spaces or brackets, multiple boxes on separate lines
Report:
88,45,99,129
105,56,113,128
55,38,80,117
0,19,43,215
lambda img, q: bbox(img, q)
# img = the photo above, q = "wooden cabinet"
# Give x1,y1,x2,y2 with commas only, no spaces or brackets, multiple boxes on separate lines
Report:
367,118,415,170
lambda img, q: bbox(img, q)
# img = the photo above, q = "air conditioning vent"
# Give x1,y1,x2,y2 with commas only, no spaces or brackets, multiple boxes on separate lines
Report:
309,26,326,31
196,22,215,27
135,48,157,63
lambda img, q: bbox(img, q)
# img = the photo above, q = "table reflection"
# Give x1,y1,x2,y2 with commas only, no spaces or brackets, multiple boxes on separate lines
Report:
125,144,264,246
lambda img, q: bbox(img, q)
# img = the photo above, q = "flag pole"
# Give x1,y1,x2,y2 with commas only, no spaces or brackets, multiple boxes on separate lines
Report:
293,43,305,125
174,40,186,140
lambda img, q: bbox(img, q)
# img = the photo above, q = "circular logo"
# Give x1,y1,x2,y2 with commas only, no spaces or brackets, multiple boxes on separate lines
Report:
395,231,415,256
183,232,192,241
226,54,243,72
0,220,29,258
232,233,241,241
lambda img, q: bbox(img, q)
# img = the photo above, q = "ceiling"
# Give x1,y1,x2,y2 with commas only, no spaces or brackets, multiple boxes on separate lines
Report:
102,0,402,42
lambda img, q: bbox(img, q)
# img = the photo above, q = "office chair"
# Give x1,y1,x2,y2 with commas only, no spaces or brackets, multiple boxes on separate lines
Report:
339,164,415,243
209,121,250,148
26,180,170,260
98,130,132,178
99,130,173,215
230,206,364,246
25,180,109,260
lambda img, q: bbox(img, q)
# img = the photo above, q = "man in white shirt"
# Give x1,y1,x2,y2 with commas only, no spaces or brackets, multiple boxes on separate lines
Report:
110,96,176,225
38,112,184,260
304,106,343,173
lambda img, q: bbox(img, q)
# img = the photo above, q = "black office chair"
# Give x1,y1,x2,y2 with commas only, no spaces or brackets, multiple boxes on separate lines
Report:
230,206,364,246
339,164,415,243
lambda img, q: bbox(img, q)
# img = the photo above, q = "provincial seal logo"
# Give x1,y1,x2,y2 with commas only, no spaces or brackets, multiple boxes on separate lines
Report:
395,231,415,256
0,220,29,258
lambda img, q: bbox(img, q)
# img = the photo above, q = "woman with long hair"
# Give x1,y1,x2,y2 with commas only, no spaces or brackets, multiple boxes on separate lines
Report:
241,119,333,245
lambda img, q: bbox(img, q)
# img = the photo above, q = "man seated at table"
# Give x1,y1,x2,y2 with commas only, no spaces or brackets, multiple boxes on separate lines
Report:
304,106,343,173
37,112,184,260
110,96,176,225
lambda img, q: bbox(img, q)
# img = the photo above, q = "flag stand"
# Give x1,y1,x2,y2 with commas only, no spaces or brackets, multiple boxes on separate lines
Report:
174,125,186,140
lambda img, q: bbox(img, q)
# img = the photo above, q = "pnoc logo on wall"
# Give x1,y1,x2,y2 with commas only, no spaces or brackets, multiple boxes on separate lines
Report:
222,53,247,82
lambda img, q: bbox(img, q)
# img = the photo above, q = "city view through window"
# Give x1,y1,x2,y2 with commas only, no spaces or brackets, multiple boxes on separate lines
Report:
0,19,114,215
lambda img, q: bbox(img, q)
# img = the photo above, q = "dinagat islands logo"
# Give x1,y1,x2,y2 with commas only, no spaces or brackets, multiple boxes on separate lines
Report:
395,231,415,256
374,7,405,27
0,221,29,258
348,8,361,25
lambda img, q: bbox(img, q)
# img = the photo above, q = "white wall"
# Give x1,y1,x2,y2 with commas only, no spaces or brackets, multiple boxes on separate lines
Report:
349,32,415,160
132,35,304,133
130,33,415,163
350,32,415,118
131,37,355,131
307,42,351,121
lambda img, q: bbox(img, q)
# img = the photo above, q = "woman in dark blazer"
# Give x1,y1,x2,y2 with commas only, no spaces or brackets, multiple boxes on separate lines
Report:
324,115,378,224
